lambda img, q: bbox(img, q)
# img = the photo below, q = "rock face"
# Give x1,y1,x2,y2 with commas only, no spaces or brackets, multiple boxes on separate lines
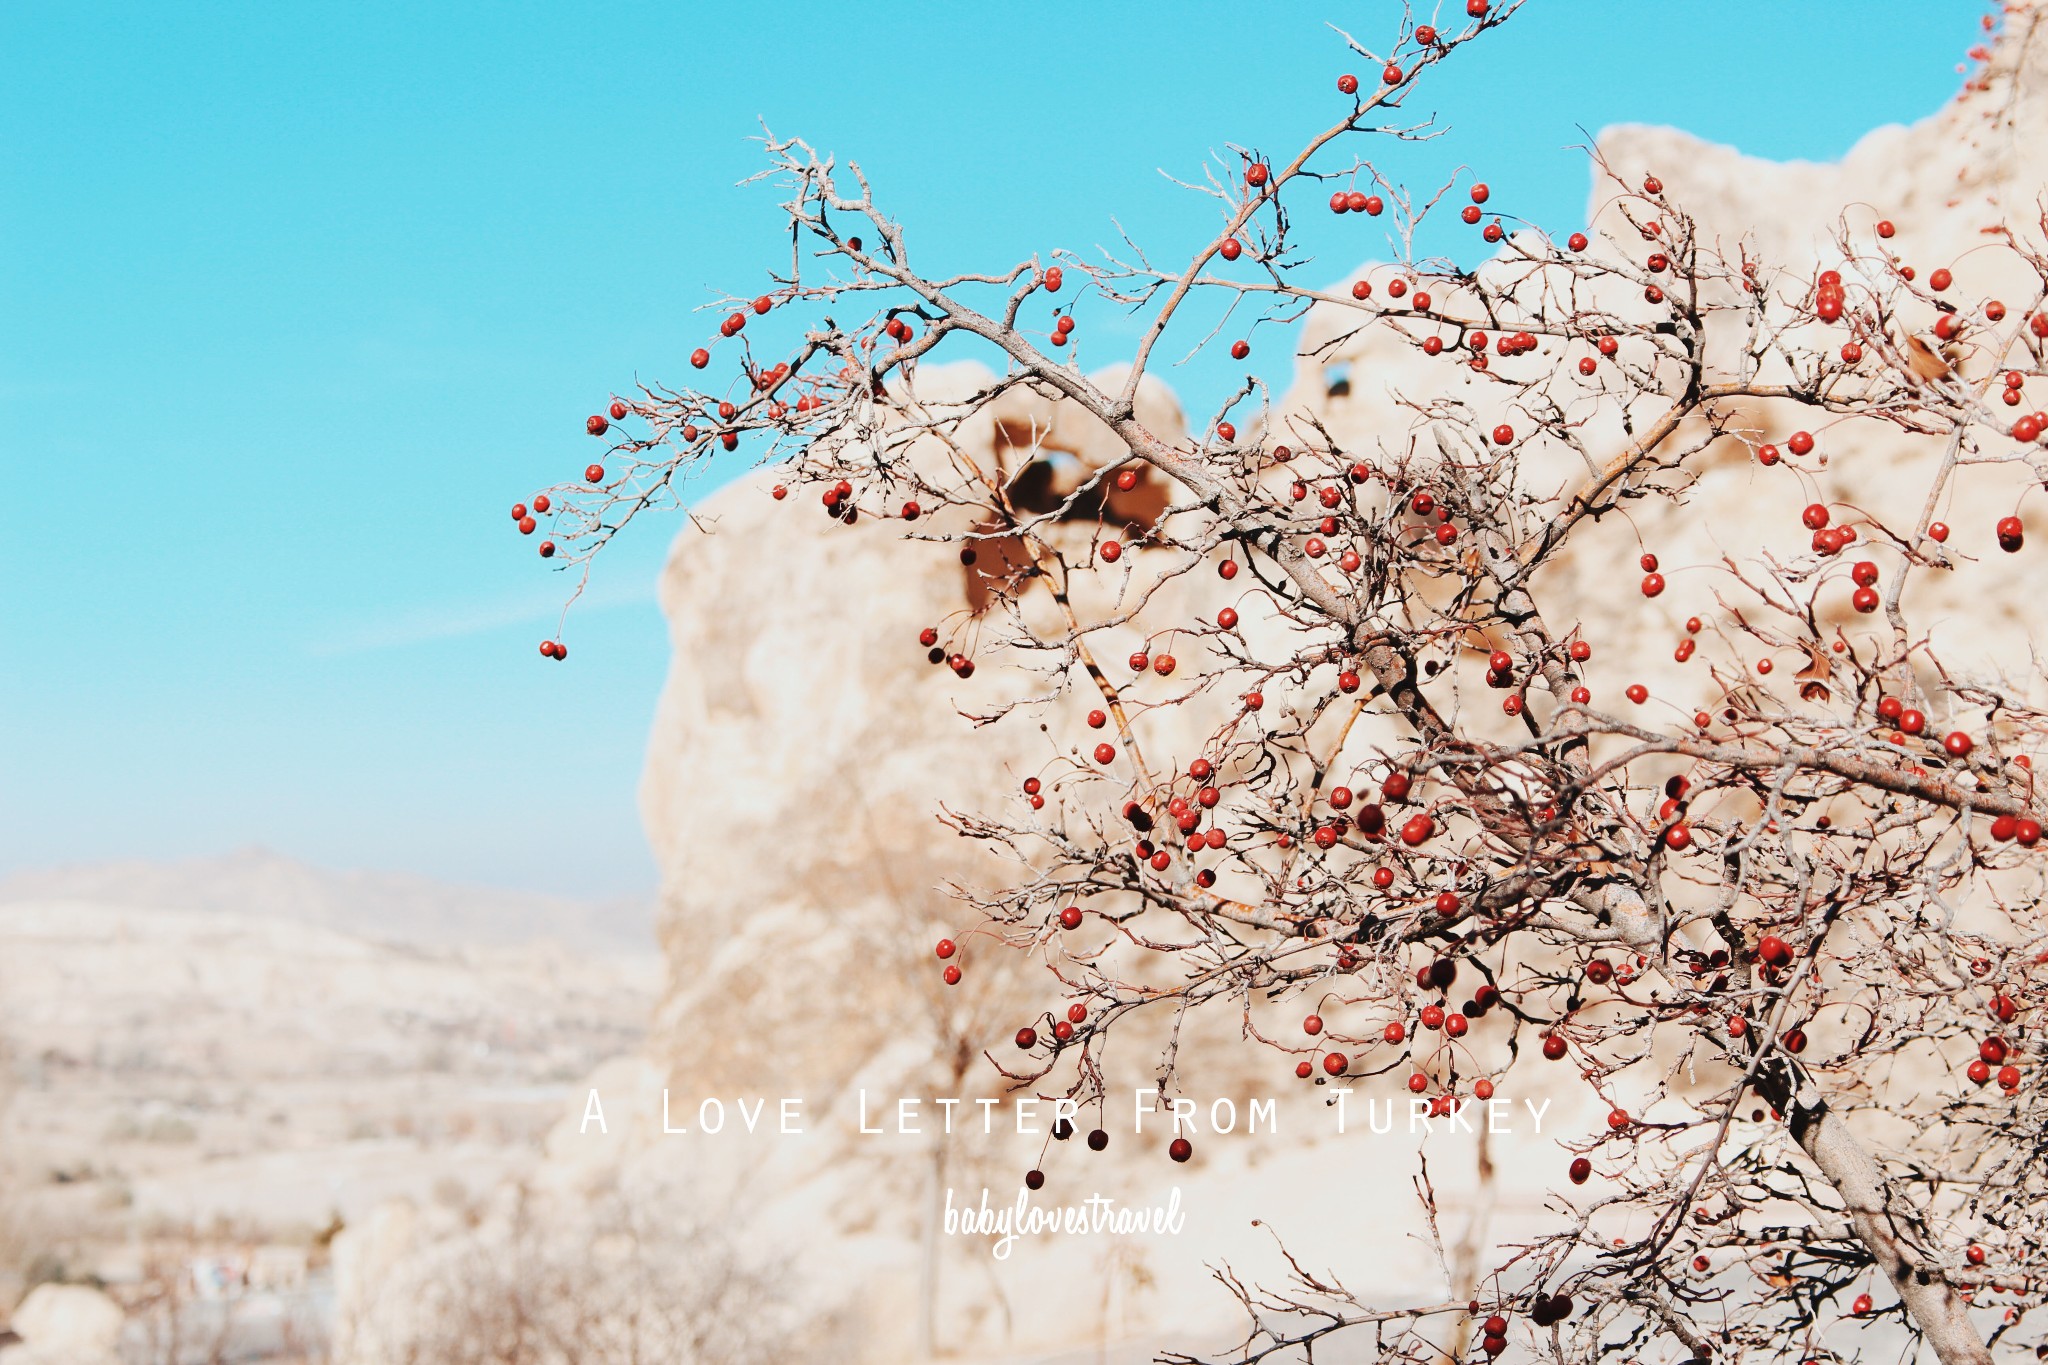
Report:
1280,21,2048,714
623,366,1587,1363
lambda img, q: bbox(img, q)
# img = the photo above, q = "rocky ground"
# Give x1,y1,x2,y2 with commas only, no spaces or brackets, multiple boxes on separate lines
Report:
0,852,659,1363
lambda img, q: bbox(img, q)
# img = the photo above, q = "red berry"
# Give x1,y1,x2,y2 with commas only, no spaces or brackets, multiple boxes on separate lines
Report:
1094,743,1116,765
1323,1051,1348,1076
1016,1027,1038,1049
585,415,608,436
1569,1157,1592,1184
1337,72,1359,94
1169,1137,1193,1163
585,464,606,483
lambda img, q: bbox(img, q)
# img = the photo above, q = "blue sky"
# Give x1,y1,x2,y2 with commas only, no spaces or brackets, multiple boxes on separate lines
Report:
0,1,1985,898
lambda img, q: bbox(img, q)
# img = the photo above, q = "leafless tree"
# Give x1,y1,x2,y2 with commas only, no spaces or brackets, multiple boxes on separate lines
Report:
520,5,2047,1361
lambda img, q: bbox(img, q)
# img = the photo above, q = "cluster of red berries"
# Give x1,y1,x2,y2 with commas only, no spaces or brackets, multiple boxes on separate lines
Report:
1814,269,1847,323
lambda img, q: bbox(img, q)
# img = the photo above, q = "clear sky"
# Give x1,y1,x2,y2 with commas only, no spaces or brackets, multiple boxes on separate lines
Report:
0,1,1986,898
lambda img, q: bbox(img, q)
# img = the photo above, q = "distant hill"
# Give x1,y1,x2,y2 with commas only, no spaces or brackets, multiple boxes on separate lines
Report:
0,847,656,954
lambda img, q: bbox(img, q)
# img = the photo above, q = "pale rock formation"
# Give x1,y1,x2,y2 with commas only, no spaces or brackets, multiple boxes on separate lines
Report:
617,363,1588,1362
0,1284,124,1365
1282,18,2048,722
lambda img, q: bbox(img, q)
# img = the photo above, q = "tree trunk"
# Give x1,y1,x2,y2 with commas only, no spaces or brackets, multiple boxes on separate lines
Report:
1785,1089,1992,1365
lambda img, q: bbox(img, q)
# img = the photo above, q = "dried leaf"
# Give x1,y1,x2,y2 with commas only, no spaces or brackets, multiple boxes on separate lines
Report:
1904,334,1954,382
1795,643,1832,701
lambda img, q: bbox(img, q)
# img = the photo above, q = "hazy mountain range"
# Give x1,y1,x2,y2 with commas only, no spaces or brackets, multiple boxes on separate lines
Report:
0,846,657,954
